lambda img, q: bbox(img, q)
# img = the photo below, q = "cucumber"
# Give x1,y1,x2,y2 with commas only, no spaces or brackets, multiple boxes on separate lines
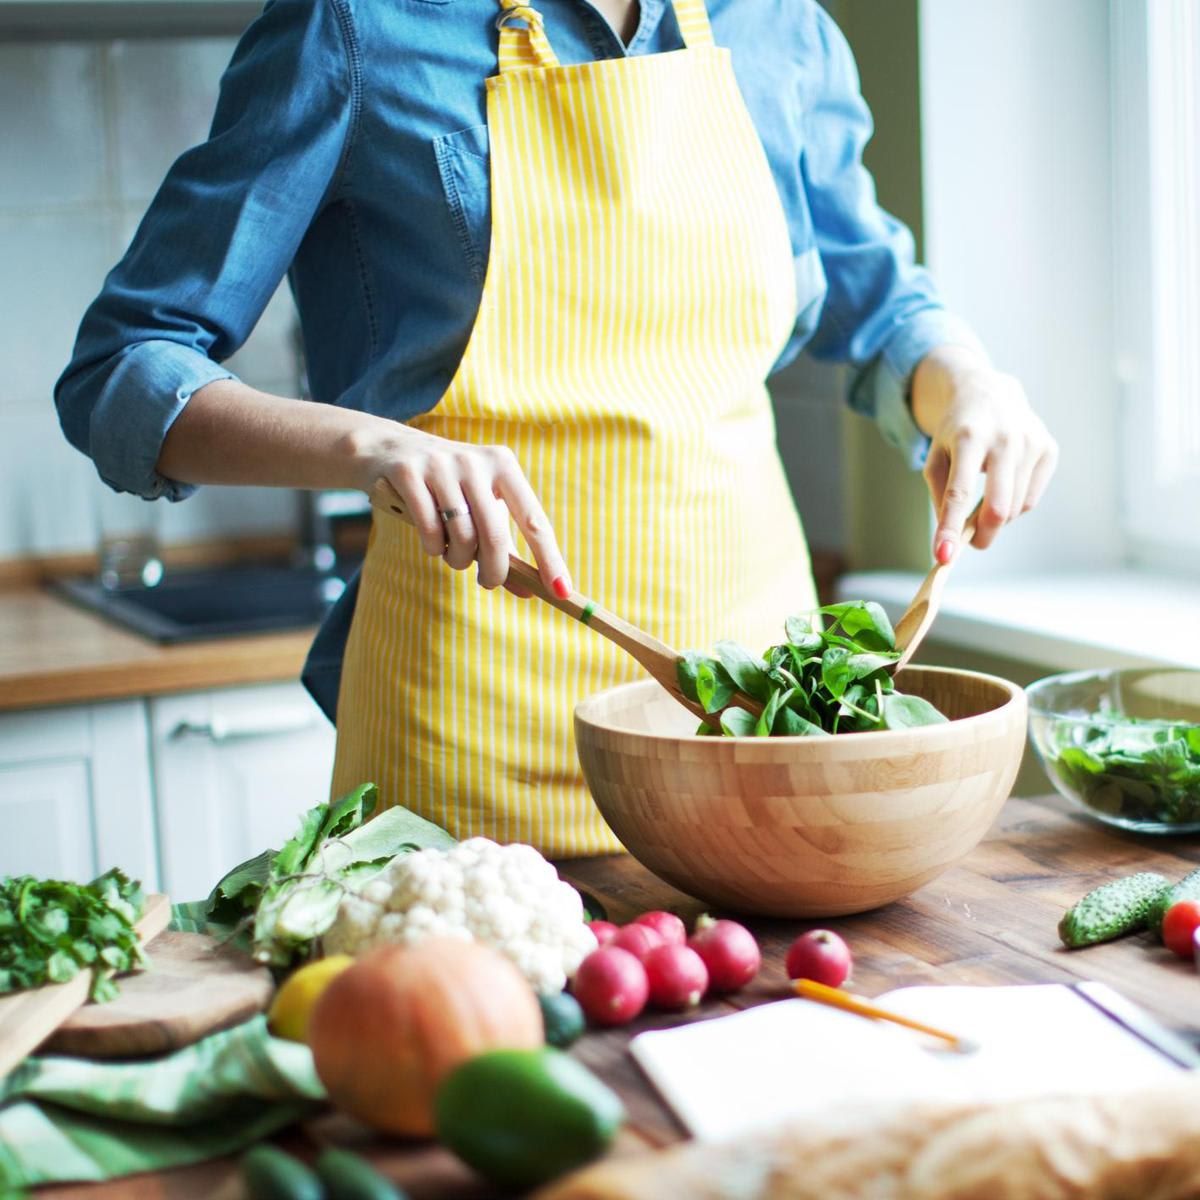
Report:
239,1145,324,1200
1058,872,1170,948
1147,866,1200,936
435,1047,624,1190
315,1148,406,1200
538,989,586,1048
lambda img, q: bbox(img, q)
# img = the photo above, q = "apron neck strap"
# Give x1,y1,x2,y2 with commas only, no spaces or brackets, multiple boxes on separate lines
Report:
668,0,715,48
496,0,715,74
496,2,562,72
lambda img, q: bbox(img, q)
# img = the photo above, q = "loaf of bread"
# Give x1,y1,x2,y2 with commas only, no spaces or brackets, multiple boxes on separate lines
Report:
535,1080,1200,1200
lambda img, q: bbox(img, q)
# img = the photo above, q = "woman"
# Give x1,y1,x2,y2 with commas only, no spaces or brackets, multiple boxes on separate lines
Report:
56,0,1056,855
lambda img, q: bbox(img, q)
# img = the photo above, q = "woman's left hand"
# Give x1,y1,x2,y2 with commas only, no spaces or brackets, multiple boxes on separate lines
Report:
911,344,1058,565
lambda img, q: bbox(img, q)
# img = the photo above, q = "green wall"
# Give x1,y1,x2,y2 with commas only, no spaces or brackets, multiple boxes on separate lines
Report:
826,0,932,573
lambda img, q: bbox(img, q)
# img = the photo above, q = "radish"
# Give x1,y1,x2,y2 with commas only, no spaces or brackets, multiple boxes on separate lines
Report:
610,923,664,963
587,920,620,947
687,915,760,993
785,929,852,987
645,943,709,1010
572,947,649,1026
633,910,687,946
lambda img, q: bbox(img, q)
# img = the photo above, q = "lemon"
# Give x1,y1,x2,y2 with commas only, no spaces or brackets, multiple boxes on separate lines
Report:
268,954,355,1043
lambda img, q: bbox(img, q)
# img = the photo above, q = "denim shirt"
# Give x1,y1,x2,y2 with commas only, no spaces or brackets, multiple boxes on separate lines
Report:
55,0,980,721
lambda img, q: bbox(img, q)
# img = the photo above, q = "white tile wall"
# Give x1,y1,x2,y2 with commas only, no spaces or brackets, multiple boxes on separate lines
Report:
0,210,119,406
109,39,233,206
0,43,106,209
0,36,298,561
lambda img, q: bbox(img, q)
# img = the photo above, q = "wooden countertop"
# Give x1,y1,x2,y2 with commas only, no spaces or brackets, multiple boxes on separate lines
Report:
0,587,313,712
33,792,1200,1199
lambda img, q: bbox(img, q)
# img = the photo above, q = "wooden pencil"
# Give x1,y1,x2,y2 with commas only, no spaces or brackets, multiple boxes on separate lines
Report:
792,978,977,1053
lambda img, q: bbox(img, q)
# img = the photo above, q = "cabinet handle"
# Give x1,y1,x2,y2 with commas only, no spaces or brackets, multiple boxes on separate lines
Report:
168,708,323,743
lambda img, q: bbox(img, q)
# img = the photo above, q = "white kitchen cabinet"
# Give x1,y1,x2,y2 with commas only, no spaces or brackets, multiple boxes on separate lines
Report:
150,681,336,902
0,682,334,900
0,700,157,885
0,760,94,882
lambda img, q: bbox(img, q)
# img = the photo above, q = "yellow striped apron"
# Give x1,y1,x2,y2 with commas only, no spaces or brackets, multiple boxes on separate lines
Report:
331,0,817,855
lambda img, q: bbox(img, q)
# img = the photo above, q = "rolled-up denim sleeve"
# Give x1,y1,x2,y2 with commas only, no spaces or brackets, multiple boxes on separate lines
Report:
800,6,984,469
54,0,357,500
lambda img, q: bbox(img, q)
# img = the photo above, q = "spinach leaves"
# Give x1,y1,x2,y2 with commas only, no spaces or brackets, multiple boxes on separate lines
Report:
1049,716,1200,826
0,869,147,1002
677,601,948,738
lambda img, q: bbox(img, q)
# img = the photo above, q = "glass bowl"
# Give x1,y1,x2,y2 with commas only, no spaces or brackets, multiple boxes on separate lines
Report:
1026,668,1200,834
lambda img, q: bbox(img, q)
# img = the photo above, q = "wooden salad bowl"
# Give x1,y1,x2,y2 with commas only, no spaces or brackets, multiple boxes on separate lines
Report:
574,666,1027,917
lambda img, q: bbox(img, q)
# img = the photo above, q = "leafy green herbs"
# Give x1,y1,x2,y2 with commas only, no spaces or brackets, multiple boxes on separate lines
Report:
206,782,456,969
0,869,147,1002
677,602,948,737
1048,715,1200,826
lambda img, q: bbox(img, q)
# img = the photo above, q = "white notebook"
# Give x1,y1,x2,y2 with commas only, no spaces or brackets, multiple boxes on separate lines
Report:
629,984,1192,1141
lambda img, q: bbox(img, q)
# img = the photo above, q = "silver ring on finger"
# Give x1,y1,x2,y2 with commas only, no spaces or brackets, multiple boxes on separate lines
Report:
439,505,472,524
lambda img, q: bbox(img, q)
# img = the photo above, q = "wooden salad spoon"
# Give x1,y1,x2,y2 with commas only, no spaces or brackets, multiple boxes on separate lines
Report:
367,479,761,726
890,505,982,674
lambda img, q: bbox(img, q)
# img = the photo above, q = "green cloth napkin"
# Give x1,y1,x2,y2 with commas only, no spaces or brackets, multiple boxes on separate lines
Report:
0,1015,325,1193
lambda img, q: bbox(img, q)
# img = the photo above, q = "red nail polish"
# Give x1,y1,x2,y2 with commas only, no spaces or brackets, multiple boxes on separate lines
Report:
552,575,571,599
936,540,955,565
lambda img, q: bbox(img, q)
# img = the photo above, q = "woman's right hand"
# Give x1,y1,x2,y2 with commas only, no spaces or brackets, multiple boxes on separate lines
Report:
359,424,572,597
156,383,570,596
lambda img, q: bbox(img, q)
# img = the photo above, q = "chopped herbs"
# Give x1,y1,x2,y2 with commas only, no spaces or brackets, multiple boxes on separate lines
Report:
1047,715,1200,827
677,602,948,737
0,869,147,1002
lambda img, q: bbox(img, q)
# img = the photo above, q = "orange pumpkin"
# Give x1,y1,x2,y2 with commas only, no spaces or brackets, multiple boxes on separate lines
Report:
307,938,544,1136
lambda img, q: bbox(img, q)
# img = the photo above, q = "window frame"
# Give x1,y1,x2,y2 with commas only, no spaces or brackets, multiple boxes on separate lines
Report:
1110,0,1200,567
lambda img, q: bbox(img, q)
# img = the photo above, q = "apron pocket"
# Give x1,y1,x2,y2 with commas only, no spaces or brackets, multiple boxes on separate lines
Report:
433,124,491,285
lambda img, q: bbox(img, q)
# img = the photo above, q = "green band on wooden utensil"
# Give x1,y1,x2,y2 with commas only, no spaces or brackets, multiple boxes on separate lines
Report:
580,601,596,625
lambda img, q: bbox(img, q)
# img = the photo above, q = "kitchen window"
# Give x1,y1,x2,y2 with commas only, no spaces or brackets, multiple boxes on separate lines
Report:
840,1,1200,675
1111,0,1200,567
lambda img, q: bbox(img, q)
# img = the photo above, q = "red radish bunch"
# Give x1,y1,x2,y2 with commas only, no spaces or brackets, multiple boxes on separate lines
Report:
571,910,760,1028
610,923,664,962
572,947,649,1026
587,920,619,947
634,910,687,945
687,915,762,993
645,944,708,1010
571,912,859,1032
785,929,853,987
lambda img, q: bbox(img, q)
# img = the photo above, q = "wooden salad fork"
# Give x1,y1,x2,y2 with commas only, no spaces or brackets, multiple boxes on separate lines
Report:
367,479,761,726
890,504,982,674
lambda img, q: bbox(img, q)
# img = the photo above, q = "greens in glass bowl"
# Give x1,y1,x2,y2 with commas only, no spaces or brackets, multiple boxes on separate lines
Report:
1026,668,1200,833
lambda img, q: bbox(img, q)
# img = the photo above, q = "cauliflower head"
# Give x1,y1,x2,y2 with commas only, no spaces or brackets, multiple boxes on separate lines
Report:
322,838,597,993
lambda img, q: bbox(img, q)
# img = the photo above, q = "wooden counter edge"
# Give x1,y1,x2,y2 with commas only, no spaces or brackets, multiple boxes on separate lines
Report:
0,586,315,711
0,634,315,711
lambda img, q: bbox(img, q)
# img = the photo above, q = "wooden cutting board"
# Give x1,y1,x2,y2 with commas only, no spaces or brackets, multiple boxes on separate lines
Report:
45,928,275,1058
0,892,171,1078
